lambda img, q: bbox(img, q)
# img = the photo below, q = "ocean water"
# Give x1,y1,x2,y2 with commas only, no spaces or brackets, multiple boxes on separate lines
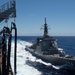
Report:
11,36,75,75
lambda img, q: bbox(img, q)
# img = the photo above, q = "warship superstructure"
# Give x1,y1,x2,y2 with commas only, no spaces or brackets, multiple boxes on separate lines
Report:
26,18,75,70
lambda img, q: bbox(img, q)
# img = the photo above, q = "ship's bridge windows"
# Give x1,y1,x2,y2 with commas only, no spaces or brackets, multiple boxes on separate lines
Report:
41,39,58,50
49,40,58,48
42,40,52,50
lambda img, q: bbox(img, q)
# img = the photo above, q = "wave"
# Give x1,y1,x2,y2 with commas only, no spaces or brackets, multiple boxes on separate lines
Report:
11,40,42,75
10,39,69,75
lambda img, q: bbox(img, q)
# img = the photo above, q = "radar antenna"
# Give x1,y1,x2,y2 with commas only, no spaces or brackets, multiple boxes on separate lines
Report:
44,17,48,37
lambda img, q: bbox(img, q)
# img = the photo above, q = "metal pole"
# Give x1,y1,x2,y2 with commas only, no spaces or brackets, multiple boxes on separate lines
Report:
2,28,7,75
14,27,17,74
7,33,12,75
11,22,17,75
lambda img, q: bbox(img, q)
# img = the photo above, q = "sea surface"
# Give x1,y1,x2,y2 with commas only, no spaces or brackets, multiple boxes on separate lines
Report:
11,36,75,75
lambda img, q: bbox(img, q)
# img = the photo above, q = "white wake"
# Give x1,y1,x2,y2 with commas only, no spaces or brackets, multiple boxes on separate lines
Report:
11,40,43,75
11,40,64,75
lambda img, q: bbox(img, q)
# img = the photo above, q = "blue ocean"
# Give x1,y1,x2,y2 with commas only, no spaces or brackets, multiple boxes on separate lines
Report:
11,36,75,75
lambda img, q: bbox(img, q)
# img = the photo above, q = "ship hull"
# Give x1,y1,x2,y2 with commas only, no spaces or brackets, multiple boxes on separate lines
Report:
25,46,75,70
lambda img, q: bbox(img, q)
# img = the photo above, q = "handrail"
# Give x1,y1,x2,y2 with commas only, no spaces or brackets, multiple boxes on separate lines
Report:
0,0,16,22
0,1,15,14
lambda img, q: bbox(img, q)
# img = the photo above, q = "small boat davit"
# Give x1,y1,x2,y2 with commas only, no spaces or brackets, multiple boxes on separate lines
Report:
25,18,75,70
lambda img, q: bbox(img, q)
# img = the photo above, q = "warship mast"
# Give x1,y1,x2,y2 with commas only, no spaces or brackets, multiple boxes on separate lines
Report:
44,18,49,37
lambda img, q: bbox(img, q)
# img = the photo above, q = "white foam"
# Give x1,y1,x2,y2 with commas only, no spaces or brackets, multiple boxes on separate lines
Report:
11,40,63,75
58,48,63,51
11,40,41,75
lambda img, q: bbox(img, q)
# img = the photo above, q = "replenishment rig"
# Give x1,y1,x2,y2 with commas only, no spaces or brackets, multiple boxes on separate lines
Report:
0,0,17,75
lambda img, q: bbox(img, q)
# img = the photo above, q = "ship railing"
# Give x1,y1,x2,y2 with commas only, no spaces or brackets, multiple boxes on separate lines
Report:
0,1,15,14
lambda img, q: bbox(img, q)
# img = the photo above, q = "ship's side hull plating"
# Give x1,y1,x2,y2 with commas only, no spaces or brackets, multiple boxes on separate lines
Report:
25,46,75,70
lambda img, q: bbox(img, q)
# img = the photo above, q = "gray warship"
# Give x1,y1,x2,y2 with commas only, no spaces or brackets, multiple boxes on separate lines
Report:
25,18,75,70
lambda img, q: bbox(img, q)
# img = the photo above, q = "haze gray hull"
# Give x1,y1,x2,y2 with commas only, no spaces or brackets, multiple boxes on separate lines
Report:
25,18,75,70
26,47,75,70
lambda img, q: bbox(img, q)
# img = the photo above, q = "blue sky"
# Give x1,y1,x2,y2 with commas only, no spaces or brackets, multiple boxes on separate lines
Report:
0,0,75,36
